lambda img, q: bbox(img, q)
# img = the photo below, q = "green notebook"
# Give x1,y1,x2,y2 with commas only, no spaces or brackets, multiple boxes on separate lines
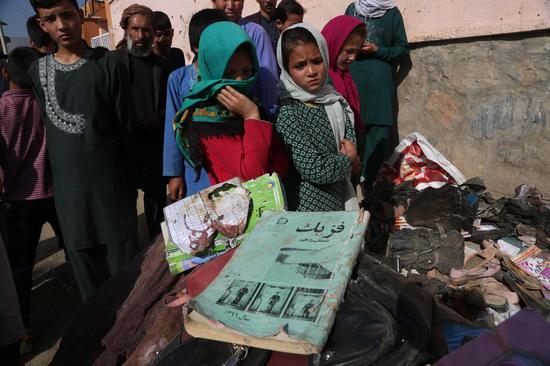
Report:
162,173,286,274
188,210,369,354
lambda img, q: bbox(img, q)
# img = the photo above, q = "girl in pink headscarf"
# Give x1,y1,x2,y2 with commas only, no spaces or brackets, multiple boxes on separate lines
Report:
321,15,366,135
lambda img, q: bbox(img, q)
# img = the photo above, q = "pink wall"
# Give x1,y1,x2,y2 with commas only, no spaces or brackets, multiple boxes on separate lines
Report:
107,0,550,58
399,0,550,42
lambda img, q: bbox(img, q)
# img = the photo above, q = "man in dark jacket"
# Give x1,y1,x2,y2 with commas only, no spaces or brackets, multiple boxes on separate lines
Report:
116,4,171,240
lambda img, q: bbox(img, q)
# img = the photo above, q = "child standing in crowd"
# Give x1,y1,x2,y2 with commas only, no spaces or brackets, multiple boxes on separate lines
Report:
321,15,366,135
0,47,63,344
152,11,186,71
164,9,228,201
211,0,279,118
242,0,278,48
28,0,138,302
174,21,288,184
26,15,56,55
275,24,360,212
273,0,305,33
346,0,410,193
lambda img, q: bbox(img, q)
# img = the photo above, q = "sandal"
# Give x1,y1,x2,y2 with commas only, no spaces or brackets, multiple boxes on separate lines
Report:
478,277,519,305
449,246,501,285
463,285,508,312
463,278,519,312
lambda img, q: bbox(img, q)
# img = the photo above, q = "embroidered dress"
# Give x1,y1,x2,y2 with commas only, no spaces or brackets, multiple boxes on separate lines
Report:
28,48,137,251
276,99,355,211
275,23,359,212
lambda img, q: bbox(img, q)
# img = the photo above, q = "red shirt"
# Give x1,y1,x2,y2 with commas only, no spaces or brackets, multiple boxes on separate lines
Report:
0,89,53,201
199,119,289,184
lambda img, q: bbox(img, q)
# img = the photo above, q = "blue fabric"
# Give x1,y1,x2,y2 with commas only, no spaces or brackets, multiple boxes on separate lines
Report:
443,322,491,352
239,20,279,118
162,64,210,195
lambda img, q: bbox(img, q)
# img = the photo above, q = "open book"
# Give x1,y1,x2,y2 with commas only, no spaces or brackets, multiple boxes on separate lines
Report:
185,210,370,354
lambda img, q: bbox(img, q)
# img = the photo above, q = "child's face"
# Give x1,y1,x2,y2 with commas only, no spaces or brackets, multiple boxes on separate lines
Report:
154,27,174,55
258,0,277,16
36,0,83,49
287,42,326,93
336,32,364,71
223,47,254,80
212,0,244,22
276,13,303,32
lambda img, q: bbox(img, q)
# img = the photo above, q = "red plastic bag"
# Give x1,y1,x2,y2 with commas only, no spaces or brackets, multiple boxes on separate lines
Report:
378,132,465,190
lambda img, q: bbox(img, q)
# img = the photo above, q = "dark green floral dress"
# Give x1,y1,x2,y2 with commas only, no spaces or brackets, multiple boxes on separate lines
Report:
276,99,355,211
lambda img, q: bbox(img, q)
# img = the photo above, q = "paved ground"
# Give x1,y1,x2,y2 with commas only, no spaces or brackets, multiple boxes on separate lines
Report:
24,193,150,365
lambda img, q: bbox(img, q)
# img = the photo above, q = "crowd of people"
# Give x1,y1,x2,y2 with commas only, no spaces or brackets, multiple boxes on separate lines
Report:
0,0,409,361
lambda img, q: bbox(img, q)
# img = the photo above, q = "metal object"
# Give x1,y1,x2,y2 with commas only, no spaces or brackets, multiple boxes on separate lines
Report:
395,254,401,272
222,344,249,366
322,350,335,361
0,20,8,54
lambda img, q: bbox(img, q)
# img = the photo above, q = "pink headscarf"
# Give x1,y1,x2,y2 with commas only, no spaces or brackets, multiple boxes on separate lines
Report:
321,15,365,134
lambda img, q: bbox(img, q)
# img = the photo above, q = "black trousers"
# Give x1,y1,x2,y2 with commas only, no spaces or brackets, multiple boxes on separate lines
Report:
4,198,63,327
66,235,138,302
139,157,167,240
142,180,167,240
136,133,167,240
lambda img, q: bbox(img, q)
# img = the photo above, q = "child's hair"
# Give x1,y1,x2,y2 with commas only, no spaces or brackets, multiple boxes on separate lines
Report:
6,47,41,89
348,23,367,41
189,9,229,55
153,11,172,31
281,27,317,71
26,15,54,49
273,0,305,23
30,0,79,12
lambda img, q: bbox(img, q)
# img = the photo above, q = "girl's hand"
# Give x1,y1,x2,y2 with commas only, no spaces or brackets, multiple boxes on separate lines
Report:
340,139,358,158
340,139,361,175
216,86,260,120
361,42,378,54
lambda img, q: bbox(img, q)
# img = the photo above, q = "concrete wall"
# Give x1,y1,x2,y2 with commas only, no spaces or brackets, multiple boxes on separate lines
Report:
397,32,550,196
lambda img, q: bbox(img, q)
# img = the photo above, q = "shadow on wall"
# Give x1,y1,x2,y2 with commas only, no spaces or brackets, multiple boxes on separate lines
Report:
392,53,413,152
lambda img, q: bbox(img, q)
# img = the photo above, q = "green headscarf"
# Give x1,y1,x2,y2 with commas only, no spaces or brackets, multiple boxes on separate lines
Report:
174,21,259,172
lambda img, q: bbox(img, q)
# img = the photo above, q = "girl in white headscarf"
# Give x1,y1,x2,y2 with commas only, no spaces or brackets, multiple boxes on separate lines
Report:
275,23,360,212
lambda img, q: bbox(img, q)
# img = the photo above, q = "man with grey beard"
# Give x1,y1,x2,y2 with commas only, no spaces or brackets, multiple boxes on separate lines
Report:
115,4,170,240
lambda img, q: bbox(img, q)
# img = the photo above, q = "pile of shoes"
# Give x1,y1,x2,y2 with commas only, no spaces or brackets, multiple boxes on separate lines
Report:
364,178,550,328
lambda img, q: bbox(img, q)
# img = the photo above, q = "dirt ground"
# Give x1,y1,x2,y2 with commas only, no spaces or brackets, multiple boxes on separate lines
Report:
23,193,150,366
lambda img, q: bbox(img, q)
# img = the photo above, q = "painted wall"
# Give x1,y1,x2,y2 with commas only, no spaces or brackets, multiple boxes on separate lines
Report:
105,0,550,57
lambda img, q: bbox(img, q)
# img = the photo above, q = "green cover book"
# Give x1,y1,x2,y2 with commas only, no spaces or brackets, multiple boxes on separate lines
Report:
188,210,368,353
162,173,286,274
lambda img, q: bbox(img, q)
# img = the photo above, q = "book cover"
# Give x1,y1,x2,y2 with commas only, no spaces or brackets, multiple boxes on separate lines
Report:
512,246,550,291
188,210,368,354
162,174,286,274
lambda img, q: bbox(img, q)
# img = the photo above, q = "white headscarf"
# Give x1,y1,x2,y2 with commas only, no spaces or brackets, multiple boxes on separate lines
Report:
276,23,359,211
355,0,396,19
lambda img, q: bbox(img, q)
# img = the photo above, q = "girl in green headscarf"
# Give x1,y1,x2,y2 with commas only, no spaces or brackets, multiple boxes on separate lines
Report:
174,21,288,184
